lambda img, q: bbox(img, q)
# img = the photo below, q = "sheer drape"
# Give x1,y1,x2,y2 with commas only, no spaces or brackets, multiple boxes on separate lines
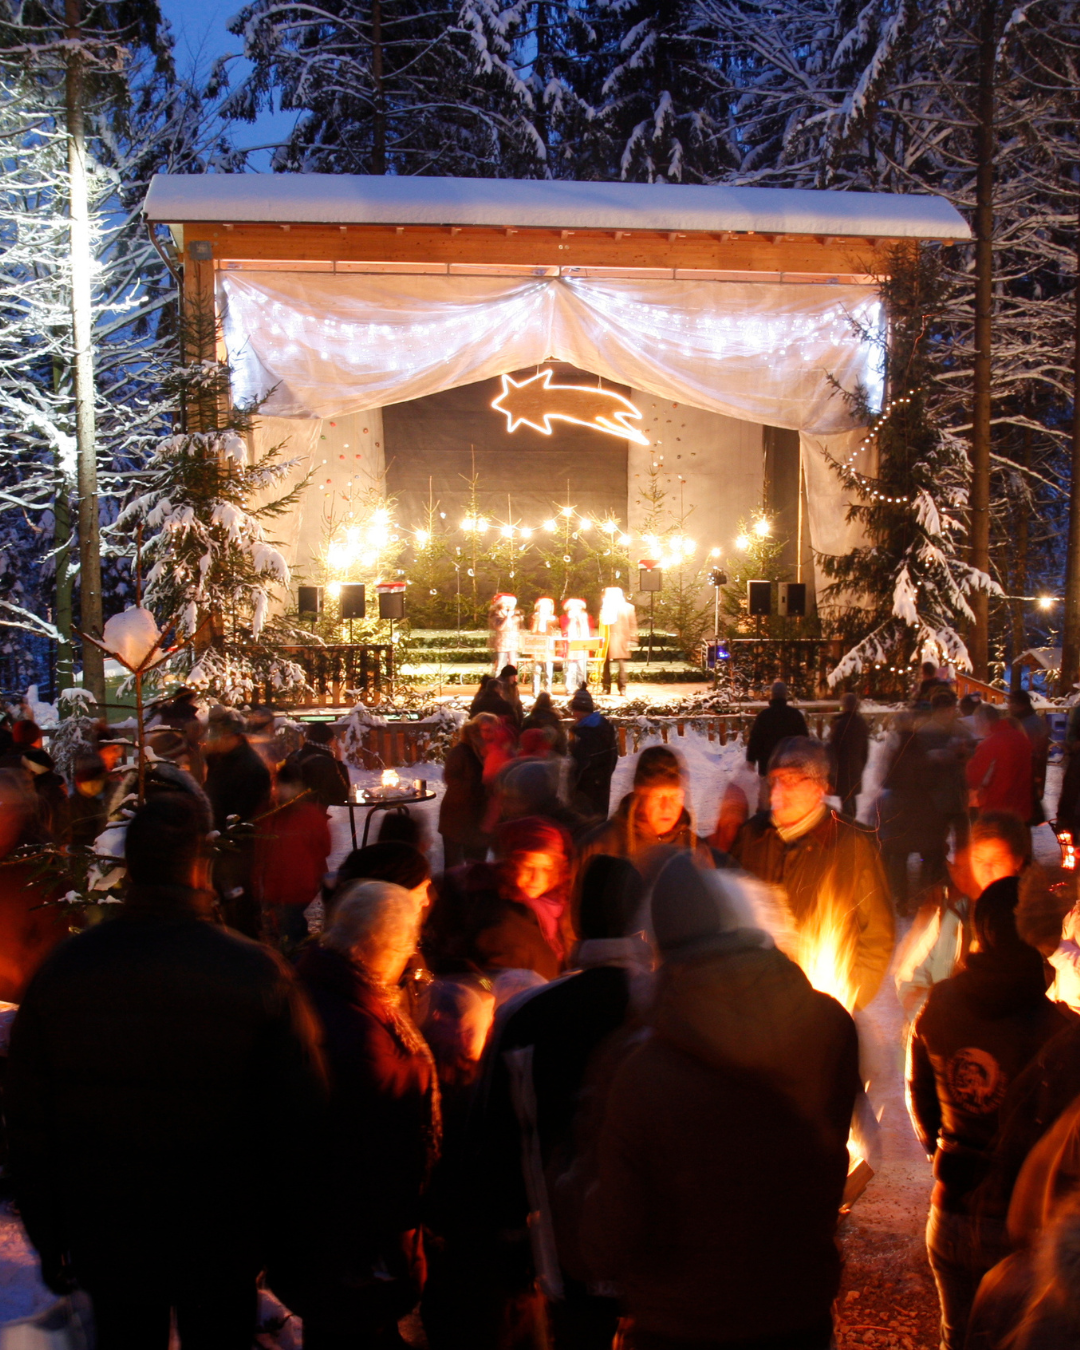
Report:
220,272,882,434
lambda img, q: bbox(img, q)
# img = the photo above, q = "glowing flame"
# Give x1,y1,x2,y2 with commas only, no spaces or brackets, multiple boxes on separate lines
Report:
795,893,860,1013
381,769,400,789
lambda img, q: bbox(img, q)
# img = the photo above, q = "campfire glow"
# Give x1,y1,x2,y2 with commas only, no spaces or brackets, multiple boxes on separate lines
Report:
790,892,876,1206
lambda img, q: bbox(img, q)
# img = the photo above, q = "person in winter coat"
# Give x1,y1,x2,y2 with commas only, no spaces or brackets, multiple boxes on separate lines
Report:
733,737,894,1011
745,681,809,810
441,856,648,1350
1009,688,1049,825
494,815,576,967
286,721,350,808
906,876,1070,1350
828,692,869,818
918,689,974,857
581,853,860,1350
439,715,495,867
966,704,1033,821
253,760,331,947
5,793,326,1350
877,710,939,916
579,744,711,869
19,747,69,842
486,758,589,842
561,598,592,694
425,861,562,982
68,754,110,848
599,587,637,696
204,706,272,937
296,881,440,1350
521,690,569,756
567,688,618,821
0,769,65,1003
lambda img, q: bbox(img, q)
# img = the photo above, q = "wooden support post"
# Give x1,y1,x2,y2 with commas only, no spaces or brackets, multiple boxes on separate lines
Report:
719,718,727,745
677,719,685,737
618,726,627,756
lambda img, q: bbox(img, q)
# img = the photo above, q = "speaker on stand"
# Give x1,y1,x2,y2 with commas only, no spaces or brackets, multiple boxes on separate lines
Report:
638,561,662,664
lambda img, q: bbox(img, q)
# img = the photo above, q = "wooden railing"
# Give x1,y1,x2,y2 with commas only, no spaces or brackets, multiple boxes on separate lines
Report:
276,645,395,707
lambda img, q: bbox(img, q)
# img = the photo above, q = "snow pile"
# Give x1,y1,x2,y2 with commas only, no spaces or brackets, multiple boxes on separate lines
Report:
101,607,164,671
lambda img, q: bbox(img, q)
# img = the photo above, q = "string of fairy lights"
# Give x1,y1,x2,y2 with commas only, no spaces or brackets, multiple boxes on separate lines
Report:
321,503,775,588
837,393,914,505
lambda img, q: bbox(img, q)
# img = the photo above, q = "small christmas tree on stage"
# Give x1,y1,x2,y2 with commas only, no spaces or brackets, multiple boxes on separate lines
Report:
820,244,997,686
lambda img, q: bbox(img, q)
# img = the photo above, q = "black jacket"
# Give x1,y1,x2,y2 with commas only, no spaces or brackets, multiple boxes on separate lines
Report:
475,960,636,1233
297,943,440,1257
568,714,618,820
205,736,271,830
907,903,1069,1212
745,700,810,773
828,711,870,802
438,741,487,849
5,885,325,1289
582,940,859,1343
288,741,350,808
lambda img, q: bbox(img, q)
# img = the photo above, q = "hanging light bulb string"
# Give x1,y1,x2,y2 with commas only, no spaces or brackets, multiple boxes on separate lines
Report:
835,392,917,505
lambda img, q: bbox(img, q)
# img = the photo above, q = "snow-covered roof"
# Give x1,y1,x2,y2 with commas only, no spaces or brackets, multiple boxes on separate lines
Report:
144,173,969,241
1017,647,1062,670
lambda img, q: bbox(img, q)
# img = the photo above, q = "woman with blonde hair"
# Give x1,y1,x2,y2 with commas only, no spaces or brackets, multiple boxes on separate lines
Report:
297,880,441,1350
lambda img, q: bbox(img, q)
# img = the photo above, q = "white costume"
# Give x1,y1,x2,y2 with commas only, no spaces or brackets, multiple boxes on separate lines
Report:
489,593,521,674
599,586,638,694
530,597,557,694
562,598,591,694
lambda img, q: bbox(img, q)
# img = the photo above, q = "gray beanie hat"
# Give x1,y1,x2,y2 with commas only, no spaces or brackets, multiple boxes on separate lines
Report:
766,735,830,784
651,853,772,960
570,687,595,713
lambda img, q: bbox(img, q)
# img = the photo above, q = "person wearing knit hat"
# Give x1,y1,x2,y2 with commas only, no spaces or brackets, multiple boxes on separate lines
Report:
744,681,809,810
732,736,894,1011
567,688,618,822
464,854,649,1350
579,745,710,867
908,854,1069,1350
69,754,110,848
581,852,859,1350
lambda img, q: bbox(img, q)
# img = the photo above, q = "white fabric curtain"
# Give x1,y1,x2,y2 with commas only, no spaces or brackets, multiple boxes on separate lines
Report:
800,428,877,609
220,271,882,435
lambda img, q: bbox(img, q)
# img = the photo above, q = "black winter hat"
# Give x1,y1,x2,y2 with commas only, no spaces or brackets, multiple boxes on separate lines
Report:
651,853,723,957
579,855,644,941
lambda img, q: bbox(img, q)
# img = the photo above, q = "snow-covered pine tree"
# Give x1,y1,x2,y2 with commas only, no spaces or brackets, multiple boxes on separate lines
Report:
222,0,541,176
820,244,997,684
0,2,229,698
115,355,310,706
594,0,735,182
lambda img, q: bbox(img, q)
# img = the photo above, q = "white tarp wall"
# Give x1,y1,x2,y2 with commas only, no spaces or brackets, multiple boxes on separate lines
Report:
226,270,880,598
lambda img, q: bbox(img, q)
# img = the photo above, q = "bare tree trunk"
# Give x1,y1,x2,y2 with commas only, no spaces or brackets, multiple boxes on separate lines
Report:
372,0,386,174
1010,422,1031,694
65,0,105,704
969,0,996,681
1059,193,1080,695
51,358,74,697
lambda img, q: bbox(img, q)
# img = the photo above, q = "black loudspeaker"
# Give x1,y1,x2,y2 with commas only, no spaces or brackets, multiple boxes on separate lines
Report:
340,583,366,619
297,585,322,617
639,567,663,593
747,580,772,616
378,589,406,620
778,582,806,617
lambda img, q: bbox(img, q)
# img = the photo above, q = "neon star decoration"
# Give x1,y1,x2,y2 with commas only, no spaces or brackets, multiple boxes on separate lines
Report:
491,369,650,446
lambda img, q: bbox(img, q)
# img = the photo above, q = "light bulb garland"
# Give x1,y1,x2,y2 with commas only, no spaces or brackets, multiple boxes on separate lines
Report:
837,393,916,505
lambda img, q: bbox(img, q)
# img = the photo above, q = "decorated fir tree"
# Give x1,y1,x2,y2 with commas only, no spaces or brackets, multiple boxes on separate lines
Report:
820,244,998,684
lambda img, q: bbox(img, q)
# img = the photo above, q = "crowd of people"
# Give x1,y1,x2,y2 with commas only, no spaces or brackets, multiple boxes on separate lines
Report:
0,667,1079,1350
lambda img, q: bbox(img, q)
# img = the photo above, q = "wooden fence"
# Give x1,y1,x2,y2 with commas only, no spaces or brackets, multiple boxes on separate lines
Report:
357,709,907,767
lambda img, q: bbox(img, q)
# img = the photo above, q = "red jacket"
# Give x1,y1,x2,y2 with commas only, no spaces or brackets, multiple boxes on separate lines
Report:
253,798,331,909
965,721,1033,821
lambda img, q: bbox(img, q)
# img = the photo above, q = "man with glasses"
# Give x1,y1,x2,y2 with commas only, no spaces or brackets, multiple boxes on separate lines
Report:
733,737,894,1010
